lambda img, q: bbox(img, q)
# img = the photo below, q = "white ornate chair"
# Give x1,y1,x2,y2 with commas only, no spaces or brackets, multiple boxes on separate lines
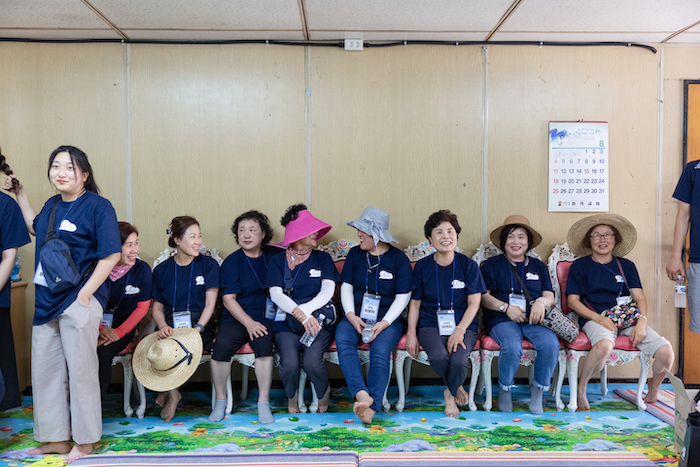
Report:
472,241,566,412
295,240,390,413
393,242,481,412
548,242,650,412
111,340,147,418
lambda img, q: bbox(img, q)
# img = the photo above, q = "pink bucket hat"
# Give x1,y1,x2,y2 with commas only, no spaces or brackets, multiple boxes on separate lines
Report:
281,210,332,247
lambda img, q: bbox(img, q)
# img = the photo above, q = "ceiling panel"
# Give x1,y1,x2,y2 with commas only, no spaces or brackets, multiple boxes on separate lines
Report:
89,0,303,31
490,32,669,44
0,28,120,40
123,29,305,41
305,0,513,34
0,0,107,28
310,31,492,42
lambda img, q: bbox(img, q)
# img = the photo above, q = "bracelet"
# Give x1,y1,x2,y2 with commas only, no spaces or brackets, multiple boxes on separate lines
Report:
456,325,467,332
537,297,548,307
504,304,510,314
194,323,205,331
639,315,647,321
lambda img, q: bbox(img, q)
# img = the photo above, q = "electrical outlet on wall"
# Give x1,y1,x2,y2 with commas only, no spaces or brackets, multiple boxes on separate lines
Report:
344,39,363,51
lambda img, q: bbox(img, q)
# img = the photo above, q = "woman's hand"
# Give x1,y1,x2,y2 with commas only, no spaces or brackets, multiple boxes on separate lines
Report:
98,327,120,346
505,304,526,323
346,313,366,335
595,314,617,332
2,175,21,194
446,326,467,355
630,319,647,347
529,300,546,325
302,315,320,335
245,320,269,340
366,319,389,343
77,292,91,307
157,325,174,340
406,332,420,359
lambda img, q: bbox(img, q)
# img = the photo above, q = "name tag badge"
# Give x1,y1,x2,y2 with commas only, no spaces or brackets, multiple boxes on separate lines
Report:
101,312,114,328
274,307,287,322
616,295,632,306
33,262,49,288
172,310,192,328
265,298,277,320
509,293,527,311
360,293,381,321
437,309,456,336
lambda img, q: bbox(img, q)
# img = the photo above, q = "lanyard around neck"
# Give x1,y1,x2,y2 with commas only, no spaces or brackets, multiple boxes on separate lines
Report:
244,251,268,289
364,250,385,295
434,256,455,311
173,259,195,311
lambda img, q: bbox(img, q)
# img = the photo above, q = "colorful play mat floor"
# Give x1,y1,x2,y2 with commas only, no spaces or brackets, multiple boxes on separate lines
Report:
0,383,679,466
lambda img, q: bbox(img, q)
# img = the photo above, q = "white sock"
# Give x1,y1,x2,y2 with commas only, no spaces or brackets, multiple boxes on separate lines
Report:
209,399,227,422
258,401,274,424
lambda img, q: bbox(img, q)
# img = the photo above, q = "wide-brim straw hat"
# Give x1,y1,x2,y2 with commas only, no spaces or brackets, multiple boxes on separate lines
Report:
347,206,398,245
280,210,331,247
567,213,637,258
489,215,543,250
133,328,203,392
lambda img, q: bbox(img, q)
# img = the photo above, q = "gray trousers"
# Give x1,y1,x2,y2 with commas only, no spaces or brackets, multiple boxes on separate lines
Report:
32,296,102,445
687,263,700,333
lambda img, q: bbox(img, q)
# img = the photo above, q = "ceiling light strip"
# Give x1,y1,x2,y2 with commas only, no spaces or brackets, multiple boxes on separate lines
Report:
80,0,129,40
484,0,524,42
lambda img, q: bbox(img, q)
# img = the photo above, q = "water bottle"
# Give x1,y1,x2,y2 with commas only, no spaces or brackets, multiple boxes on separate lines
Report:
299,314,325,348
362,319,376,343
675,275,687,308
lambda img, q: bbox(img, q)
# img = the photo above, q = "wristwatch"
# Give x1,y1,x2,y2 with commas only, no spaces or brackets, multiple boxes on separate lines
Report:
499,303,507,312
194,323,205,332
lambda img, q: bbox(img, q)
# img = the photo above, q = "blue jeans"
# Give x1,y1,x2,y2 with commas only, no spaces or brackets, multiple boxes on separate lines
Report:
335,316,403,412
489,321,559,391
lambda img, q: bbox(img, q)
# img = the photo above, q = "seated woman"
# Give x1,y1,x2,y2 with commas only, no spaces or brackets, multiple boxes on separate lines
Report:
266,204,339,414
565,214,674,411
480,215,559,414
98,222,152,402
151,216,220,421
210,210,280,424
336,207,413,424
406,210,485,417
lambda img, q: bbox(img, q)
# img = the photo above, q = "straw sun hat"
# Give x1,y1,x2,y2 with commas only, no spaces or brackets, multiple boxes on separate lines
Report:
567,213,637,258
133,328,203,392
489,215,543,250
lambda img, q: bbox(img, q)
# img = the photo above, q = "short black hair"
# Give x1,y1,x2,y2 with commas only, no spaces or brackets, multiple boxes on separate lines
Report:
423,210,461,240
498,225,533,251
231,210,274,246
281,203,307,227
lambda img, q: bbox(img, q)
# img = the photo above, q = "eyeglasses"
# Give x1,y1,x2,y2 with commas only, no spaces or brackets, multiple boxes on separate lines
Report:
590,233,614,240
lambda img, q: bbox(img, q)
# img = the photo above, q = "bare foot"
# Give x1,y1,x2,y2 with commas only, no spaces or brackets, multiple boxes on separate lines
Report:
288,391,300,414
65,443,92,463
443,388,460,417
576,390,590,412
644,391,658,404
27,441,72,455
160,389,181,422
317,386,331,414
155,392,169,407
353,390,376,424
456,386,468,406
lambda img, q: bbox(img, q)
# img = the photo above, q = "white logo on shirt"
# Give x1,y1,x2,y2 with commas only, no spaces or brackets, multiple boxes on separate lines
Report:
309,269,321,278
379,270,394,280
125,285,140,295
59,220,78,232
451,279,466,289
526,272,540,281
195,275,205,285
615,275,624,283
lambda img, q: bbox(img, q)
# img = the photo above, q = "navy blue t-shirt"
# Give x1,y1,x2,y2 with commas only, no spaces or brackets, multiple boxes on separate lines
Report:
412,252,486,331
265,249,340,333
673,160,700,262
341,245,413,320
152,254,220,326
33,192,121,325
480,254,553,334
220,247,281,323
0,192,31,308
565,255,642,326
105,258,152,328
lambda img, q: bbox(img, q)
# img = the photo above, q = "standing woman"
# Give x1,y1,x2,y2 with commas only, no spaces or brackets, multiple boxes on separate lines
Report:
151,215,220,422
266,204,339,414
406,210,485,418
0,152,31,410
3,146,121,462
98,222,152,401
336,207,412,423
480,215,559,414
210,210,279,424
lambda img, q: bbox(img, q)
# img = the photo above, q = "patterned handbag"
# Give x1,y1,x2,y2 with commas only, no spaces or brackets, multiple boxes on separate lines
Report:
600,299,641,329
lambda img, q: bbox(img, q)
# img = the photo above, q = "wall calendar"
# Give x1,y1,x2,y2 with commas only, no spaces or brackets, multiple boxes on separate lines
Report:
548,121,609,212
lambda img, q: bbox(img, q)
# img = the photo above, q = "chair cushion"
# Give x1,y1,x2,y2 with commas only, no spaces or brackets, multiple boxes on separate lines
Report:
480,335,534,351
117,340,138,355
236,343,254,354
556,261,574,315
564,331,640,351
